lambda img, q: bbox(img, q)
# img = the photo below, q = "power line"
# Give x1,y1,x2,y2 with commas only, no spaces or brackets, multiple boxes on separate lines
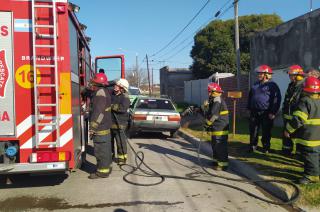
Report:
151,0,211,57
163,1,236,62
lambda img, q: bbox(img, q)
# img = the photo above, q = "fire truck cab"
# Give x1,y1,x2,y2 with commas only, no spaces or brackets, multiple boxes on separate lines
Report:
0,0,124,174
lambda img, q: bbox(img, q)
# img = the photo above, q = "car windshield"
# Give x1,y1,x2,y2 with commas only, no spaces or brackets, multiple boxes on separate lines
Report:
129,88,140,95
136,99,174,110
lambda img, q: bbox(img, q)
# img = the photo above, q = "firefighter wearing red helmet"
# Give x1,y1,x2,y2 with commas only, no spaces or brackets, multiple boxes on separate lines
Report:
87,73,113,179
110,78,130,165
247,65,281,153
282,65,305,155
285,77,320,184
204,82,229,171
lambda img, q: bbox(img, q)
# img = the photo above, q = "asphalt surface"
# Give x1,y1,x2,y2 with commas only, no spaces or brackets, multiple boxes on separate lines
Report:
0,132,289,211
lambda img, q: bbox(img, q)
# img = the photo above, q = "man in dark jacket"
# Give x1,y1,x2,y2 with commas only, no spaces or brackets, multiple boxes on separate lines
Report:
111,78,130,164
282,65,304,155
285,77,320,184
204,83,229,171
88,73,113,179
247,65,281,153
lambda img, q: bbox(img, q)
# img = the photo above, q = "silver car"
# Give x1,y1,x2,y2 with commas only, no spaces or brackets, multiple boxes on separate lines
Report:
128,97,181,138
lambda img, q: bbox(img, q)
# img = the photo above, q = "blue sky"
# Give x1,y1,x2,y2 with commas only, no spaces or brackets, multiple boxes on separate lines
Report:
73,0,320,83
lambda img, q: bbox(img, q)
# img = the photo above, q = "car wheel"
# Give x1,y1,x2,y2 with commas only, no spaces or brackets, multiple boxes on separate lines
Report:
170,130,178,138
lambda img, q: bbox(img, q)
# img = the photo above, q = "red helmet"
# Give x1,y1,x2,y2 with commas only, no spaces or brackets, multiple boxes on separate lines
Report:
288,65,304,75
255,65,273,74
303,76,320,93
208,82,223,93
92,73,108,86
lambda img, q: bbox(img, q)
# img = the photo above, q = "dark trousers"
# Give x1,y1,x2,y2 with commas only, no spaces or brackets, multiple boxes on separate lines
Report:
111,129,127,157
298,144,320,179
93,134,112,170
249,111,274,151
211,135,228,167
282,120,294,153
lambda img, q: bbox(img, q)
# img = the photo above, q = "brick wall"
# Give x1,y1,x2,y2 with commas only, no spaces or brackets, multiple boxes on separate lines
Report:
219,75,249,116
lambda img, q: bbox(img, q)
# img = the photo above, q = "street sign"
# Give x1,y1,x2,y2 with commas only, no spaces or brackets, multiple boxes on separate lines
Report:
228,91,242,98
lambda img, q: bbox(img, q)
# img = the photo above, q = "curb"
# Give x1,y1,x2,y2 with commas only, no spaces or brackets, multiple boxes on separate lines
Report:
177,129,290,202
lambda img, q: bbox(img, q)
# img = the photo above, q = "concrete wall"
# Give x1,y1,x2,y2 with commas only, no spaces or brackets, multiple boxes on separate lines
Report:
250,8,320,82
249,9,320,125
160,66,194,103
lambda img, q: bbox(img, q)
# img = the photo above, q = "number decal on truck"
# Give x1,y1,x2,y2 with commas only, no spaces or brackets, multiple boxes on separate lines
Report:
15,64,41,89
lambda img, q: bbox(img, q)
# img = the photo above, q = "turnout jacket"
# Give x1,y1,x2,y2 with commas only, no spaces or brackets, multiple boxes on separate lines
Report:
111,92,130,129
282,80,304,120
286,94,320,147
90,87,112,135
247,80,281,114
205,96,229,136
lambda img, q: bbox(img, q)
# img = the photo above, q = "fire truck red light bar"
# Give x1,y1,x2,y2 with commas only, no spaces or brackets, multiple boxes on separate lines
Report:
30,151,71,163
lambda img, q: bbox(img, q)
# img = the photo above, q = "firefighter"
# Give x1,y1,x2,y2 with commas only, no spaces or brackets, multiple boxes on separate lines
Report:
284,77,320,184
282,65,304,155
88,73,113,179
204,83,229,171
247,65,281,153
111,78,130,164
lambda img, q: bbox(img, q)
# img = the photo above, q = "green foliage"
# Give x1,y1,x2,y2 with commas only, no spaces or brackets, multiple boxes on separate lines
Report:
190,14,283,79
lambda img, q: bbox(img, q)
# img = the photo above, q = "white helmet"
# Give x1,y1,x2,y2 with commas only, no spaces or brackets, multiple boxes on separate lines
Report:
116,78,129,92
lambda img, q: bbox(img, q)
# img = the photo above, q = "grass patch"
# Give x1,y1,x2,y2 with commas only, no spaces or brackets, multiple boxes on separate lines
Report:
182,117,320,207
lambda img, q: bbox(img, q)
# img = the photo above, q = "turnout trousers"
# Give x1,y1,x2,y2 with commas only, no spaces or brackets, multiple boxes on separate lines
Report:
249,112,274,151
297,144,320,181
211,135,228,168
93,134,112,172
111,129,127,160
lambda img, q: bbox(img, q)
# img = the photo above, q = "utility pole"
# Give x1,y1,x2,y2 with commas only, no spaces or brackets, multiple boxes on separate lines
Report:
234,0,241,90
151,67,154,94
146,54,152,96
135,53,139,88
310,0,313,12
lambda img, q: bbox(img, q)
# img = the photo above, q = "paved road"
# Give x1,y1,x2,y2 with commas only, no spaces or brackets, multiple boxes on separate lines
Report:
0,133,288,211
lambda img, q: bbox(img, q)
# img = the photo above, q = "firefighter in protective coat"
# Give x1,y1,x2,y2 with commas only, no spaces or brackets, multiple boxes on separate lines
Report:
247,65,281,153
111,78,130,164
204,83,229,171
285,77,320,184
282,65,304,155
88,73,113,179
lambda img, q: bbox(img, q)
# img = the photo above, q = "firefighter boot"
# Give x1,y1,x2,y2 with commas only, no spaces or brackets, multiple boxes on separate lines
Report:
88,167,112,179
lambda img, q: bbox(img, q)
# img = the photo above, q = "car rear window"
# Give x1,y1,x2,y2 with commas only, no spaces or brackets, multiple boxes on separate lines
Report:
129,88,140,95
136,99,174,110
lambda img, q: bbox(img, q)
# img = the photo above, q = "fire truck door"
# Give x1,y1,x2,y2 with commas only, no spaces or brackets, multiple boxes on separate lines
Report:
0,12,15,136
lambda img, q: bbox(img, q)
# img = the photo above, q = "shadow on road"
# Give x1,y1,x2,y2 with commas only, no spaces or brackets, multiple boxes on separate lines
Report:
0,173,68,188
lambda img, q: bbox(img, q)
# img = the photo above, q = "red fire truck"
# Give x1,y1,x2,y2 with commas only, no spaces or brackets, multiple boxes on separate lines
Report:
0,0,125,174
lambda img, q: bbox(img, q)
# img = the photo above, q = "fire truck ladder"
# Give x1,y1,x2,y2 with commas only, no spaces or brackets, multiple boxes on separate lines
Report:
31,0,60,148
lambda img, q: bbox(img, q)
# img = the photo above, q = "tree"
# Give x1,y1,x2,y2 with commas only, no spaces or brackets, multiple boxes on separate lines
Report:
190,14,283,79
126,66,148,87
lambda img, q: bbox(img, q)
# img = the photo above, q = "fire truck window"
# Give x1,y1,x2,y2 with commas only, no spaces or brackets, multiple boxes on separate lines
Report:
96,58,122,81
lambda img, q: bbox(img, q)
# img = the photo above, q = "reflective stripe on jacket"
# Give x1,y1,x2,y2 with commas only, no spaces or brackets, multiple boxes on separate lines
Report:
282,80,303,120
286,95,320,147
205,96,229,134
